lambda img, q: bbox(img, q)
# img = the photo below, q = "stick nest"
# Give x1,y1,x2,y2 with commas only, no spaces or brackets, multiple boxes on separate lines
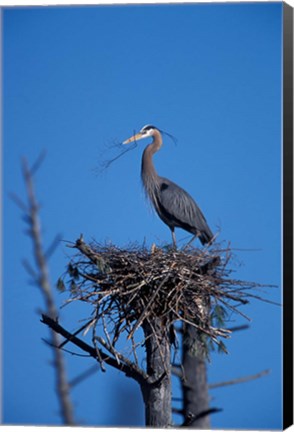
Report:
58,236,270,357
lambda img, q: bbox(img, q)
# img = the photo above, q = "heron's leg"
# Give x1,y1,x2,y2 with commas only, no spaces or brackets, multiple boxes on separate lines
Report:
171,229,177,249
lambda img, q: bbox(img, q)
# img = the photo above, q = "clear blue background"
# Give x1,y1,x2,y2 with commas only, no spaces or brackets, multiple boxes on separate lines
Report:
3,3,282,429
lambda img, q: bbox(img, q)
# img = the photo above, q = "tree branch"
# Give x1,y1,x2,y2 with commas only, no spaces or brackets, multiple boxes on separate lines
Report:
209,369,270,389
69,365,99,388
41,314,148,385
17,156,75,425
180,408,223,426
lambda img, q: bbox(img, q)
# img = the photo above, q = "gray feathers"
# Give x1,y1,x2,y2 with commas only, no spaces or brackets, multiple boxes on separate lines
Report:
156,178,213,245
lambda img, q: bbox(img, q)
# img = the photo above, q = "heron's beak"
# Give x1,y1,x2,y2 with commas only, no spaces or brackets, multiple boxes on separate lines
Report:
122,132,143,144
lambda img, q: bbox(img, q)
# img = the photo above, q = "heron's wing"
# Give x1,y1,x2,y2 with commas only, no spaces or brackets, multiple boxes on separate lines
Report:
158,178,213,240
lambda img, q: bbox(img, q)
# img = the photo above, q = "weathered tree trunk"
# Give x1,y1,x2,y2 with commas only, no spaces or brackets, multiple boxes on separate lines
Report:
182,323,211,428
141,318,171,427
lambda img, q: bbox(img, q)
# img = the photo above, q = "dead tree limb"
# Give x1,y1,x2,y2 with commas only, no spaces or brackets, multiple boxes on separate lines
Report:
181,407,223,426
209,369,270,389
15,157,75,425
41,314,148,384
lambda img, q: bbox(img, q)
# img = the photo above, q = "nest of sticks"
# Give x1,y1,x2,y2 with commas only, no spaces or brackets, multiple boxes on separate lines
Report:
58,236,270,358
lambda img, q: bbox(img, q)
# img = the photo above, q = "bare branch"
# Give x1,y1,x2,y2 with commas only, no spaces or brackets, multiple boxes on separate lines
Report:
69,365,100,388
21,157,56,314
58,319,95,349
209,369,271,389
18,156,75,425
21,258,38,280
45,234,63,260
180,408,223,426
41,314,148,385
9,192,28,212
30,149,47,176
227,324,250,332
171,364,183,378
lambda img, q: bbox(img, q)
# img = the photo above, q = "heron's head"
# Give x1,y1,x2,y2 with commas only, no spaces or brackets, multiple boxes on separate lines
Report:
123,125,158,144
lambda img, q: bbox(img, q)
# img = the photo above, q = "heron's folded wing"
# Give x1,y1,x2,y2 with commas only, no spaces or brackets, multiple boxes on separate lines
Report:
159,179,211,236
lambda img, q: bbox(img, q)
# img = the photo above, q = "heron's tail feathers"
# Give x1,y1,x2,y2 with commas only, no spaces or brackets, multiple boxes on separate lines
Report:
200,228,214,245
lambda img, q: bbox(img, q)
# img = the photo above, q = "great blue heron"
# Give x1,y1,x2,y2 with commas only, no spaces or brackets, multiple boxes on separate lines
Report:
123,125,213,248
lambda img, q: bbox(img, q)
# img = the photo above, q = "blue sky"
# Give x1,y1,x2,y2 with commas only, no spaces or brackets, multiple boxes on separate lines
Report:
3,2,283,429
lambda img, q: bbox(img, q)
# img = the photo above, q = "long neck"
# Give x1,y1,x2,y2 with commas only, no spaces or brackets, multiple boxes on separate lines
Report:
141,130,162,203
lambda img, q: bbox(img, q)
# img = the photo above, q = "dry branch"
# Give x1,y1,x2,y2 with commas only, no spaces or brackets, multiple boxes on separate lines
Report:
41,314,147,384
209,369,271,389
16,157,75,425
